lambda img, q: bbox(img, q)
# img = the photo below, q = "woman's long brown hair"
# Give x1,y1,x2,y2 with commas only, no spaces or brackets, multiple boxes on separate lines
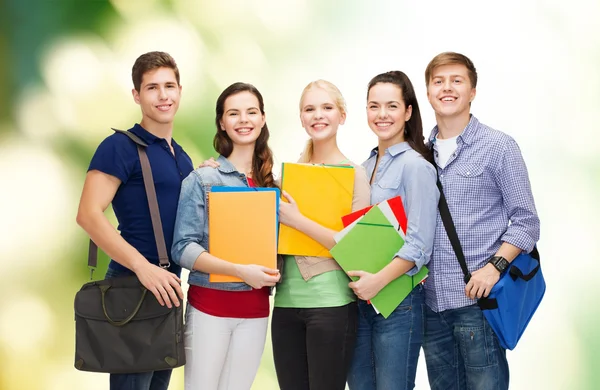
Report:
213,82,277,188
367,71,433,163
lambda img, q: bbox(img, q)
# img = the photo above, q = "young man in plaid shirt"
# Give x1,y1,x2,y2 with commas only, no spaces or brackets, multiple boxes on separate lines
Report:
422,52,540,390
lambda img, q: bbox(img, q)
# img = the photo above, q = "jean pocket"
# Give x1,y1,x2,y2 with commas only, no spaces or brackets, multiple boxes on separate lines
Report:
457,324,498,368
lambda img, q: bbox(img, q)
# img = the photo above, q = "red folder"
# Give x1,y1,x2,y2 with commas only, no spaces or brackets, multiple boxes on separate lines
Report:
341,196,407,233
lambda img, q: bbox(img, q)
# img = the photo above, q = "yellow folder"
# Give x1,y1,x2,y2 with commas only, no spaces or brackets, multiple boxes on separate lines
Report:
208,189,278,283
278,163,355,257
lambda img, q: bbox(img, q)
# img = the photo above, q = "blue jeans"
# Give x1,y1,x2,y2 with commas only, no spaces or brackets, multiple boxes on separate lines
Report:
105,268,173,390
110,370,172,390
423,304,509,390
348,285,424,390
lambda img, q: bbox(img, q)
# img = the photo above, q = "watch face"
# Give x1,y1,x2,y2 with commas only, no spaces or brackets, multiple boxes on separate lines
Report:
491,256,509,272
499,258,509,270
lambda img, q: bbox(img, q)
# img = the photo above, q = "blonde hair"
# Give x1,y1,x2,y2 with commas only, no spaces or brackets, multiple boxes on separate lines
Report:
298,80,347,163
425,52,478,88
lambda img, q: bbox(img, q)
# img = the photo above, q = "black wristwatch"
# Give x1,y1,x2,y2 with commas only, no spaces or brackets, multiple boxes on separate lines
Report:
488,255,509,273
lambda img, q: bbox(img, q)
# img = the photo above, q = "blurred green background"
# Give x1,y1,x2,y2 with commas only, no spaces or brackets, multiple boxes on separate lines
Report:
1,0,598,389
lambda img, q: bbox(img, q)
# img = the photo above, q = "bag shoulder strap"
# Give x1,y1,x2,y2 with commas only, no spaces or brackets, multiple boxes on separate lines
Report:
436,173,471,284
88,128,169,277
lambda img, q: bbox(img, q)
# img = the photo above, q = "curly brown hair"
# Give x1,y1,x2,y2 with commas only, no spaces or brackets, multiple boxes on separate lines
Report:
213,82,277,188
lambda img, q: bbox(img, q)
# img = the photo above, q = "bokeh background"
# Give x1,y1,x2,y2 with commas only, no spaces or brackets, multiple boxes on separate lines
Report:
1,0,598,389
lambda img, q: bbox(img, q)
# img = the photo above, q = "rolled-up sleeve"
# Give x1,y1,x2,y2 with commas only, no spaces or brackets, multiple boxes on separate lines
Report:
171,172,208,271
394,159,439,276
496,138,540,253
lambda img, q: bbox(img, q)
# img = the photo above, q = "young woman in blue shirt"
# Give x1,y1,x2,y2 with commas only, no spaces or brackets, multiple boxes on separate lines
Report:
346,71,439,390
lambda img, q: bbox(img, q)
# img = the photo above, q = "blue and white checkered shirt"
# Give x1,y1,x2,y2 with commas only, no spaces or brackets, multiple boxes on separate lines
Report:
424,115,540,312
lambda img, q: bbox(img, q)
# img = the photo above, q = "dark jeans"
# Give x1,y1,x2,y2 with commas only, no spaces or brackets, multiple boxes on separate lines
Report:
423,304,509,390
110,370,172,390
271,302,358,390
105,268,173,390
348,285,424,390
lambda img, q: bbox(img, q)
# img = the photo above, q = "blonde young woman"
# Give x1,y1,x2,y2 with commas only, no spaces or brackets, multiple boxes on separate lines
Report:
273,80,371,390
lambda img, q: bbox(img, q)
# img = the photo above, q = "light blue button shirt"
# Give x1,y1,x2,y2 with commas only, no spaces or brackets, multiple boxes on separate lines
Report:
425,115,540,312
362,142,439,276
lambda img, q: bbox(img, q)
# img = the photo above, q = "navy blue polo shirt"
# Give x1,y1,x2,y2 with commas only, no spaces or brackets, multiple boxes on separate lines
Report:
88,124,194,277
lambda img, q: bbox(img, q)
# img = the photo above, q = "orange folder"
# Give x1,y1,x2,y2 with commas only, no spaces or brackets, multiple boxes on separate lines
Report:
208,190,278,283
278,163,355,257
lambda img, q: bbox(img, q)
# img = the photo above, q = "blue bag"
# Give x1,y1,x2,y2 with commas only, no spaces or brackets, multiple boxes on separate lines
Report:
477,247,545,350
436,177,544,350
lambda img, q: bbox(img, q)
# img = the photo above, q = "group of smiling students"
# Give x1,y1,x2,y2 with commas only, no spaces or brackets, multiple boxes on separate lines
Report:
171,69,438,390
78,49,540,390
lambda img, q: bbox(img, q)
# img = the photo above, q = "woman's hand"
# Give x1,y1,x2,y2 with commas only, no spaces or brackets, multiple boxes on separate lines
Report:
347,270,385,301
279,191,305,229
236,264,280,289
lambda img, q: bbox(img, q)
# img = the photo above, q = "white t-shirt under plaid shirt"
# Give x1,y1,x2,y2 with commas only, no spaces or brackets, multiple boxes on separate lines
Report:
425,115,540,312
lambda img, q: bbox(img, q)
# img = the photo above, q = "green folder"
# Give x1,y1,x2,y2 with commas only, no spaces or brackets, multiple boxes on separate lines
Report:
330,205,428,318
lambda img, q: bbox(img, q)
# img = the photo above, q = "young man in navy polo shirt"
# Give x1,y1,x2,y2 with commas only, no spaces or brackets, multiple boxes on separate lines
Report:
422,52,540,390
76,51,194,390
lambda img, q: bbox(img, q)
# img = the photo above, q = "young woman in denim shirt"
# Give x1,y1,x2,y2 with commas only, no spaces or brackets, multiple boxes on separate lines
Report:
273,80,371,390
346,71,439,390
171,82,280,390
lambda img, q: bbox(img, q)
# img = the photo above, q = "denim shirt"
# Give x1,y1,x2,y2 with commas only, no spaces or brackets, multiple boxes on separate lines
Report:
362,142,439,276
171,155,253,291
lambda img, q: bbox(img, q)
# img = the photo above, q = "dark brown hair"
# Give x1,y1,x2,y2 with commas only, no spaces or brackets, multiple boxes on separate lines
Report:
367,71,432,163
425,52,477,88
214,82,276,188
131,51,180,92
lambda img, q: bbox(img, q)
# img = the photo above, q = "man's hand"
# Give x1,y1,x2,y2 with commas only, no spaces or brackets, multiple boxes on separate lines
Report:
237,264,281,289
134,262,184,308
198,157,220,169
347,270,385,301
465,263,500,299
279,191,304,228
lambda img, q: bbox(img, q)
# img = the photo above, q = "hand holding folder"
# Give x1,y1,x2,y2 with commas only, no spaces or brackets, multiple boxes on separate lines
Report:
277,163,355,257
208,187,279,283
331,197,428,318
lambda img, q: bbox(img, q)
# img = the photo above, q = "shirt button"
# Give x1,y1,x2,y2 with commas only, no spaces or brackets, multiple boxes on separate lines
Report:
466,172,471,176
440,174,444,178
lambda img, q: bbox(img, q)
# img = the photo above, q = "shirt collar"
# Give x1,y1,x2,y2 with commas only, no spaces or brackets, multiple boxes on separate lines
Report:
215,155,239,174
129,123,183,152
129,123,160,145
428,115,480,146
368,141,412,159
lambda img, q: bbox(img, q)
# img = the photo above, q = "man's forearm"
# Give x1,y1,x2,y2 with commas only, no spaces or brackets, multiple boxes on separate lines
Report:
495,242,523,263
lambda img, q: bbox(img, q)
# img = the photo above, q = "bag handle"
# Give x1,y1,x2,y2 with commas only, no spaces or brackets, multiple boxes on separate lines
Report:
88,129,170,278
99,284,148,326
509,263,540,282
